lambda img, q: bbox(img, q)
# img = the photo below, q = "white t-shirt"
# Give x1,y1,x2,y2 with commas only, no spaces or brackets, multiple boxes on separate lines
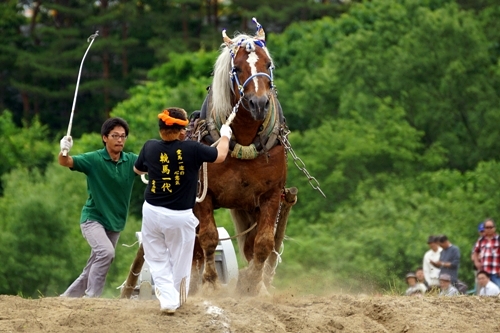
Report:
423,247,442,286
479,281,500,296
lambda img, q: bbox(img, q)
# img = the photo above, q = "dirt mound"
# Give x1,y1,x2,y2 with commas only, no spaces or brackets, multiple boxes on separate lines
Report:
1,292,499,333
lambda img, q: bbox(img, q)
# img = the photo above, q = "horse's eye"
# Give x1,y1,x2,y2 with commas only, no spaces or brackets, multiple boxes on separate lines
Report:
234,67,242,73
266,62,273,70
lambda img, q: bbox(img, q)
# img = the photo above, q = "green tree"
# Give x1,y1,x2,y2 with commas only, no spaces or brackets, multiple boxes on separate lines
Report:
279,161,500,292
0,0,25,115
0,111,53,193
0,165,85,297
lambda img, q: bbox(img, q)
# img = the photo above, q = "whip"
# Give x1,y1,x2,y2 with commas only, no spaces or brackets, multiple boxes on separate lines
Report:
62,30,99,156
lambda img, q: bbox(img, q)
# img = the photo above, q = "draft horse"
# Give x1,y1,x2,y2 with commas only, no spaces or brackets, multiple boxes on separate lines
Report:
189,19,292,296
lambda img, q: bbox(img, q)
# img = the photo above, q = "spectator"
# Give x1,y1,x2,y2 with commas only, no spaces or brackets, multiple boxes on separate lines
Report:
438,273,459,296
473,218,500,287
431,235,460,285
471,222,485,294
423,235,442,290
405,272,427,296
415,267,429,291
477,270,500,296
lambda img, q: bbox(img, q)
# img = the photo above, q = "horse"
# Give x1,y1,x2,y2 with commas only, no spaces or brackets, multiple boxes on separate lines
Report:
188,18,293,296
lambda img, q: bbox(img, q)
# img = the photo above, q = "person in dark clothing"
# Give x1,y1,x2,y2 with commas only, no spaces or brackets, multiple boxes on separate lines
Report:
430,235,461,284
134,107,231,314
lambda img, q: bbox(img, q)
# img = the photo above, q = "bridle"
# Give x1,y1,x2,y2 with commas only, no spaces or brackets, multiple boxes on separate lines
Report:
224,19,276,112
228,43,275,98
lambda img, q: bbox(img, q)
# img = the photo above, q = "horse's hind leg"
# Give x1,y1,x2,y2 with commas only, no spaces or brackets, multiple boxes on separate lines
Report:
193,200,220,289
189,236,204,295
263,187,298,288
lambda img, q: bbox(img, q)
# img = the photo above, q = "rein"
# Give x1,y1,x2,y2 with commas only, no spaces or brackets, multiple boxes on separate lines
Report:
196,222,258,241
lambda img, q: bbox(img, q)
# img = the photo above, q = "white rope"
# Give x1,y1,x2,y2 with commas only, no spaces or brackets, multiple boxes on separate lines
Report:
121,240,139,248
196,136,221,203
196,162,209,203
116,280,126,290
196,109,237,203
272,242,284,270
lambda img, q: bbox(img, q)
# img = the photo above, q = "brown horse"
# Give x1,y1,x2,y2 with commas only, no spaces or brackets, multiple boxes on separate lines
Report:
189,19,290,296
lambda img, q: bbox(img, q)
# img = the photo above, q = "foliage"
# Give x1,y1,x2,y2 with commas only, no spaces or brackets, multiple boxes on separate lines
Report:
0,111,53,193
0,0,350,136
280,161,500,291
273,0,500,173
0,165,86,297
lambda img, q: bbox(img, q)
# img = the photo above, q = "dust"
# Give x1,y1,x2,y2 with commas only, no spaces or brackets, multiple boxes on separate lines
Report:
1,282,499,333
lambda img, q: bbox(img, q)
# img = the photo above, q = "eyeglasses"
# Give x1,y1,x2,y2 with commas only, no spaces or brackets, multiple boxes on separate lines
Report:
484,226,495,229
108,134,128,140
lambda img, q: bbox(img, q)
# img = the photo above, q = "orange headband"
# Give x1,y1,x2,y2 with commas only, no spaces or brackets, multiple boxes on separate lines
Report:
158,110,189,127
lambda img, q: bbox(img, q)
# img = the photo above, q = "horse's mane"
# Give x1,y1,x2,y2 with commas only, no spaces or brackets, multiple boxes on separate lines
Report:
211,33,274,122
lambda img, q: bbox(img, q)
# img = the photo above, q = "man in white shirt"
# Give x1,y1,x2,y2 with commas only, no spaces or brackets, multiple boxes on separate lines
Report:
423,235,442,290
477,270,500,296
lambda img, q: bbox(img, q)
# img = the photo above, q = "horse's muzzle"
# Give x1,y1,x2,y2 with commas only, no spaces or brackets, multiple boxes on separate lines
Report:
249,95,270,120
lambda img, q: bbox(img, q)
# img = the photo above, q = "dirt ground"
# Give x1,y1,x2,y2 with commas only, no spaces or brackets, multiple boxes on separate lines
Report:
1,287,500,333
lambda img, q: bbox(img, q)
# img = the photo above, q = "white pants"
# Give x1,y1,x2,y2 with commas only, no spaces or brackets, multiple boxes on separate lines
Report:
141,201,198,310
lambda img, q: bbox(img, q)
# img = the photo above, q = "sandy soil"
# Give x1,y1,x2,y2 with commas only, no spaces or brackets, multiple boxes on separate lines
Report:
1,290,500,333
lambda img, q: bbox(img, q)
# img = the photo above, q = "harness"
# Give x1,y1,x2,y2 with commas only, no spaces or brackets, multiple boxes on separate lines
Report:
185,18,326,199
189,32,284,160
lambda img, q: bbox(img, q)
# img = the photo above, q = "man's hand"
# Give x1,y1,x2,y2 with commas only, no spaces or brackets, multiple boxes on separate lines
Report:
60,136,73,154
220,124,232,140
430,260,441,268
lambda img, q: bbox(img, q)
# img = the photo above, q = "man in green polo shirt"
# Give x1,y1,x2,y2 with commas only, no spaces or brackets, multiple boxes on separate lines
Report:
58,117,138,298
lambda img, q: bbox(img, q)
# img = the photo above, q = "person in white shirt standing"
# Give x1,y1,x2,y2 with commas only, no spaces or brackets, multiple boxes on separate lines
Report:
477,270,500,296
423,235,442,291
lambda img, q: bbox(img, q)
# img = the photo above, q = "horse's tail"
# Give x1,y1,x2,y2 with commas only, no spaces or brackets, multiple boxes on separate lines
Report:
229,208,254,262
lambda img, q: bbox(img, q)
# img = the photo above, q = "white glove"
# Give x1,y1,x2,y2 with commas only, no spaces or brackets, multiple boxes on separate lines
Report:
220,125,232,140
60,136,73,153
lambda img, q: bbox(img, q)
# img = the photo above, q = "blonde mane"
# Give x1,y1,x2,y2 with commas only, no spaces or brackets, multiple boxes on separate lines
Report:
210,33,273,122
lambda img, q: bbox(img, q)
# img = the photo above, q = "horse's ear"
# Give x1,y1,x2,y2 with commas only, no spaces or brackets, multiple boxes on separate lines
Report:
222,29,233,47
252,17,265,42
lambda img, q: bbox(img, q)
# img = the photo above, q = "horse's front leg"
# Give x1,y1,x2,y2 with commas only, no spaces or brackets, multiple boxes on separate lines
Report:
193,199,220,289
237,193,280,295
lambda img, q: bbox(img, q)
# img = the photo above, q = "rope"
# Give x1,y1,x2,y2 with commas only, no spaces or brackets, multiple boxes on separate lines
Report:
196,106,237,203
272,242,284,270
197,221,258,241
219,221,257,241
196,162,209,203
121,240,139,248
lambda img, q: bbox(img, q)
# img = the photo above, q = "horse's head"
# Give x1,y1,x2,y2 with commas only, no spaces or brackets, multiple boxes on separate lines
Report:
212,18,275,122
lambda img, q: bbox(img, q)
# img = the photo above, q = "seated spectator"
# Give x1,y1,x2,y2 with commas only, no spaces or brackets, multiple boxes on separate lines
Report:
415,267,429,291
438,273,459,296
477,270,500,296
405,272,427,296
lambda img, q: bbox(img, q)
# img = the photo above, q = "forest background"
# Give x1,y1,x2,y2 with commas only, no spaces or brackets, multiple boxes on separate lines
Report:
0,0,499,298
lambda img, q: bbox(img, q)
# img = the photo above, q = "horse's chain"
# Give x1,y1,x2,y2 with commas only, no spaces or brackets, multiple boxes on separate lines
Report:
279,127,326,198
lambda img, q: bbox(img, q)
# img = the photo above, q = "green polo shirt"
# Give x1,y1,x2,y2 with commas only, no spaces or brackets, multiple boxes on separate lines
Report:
71,148,138,232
